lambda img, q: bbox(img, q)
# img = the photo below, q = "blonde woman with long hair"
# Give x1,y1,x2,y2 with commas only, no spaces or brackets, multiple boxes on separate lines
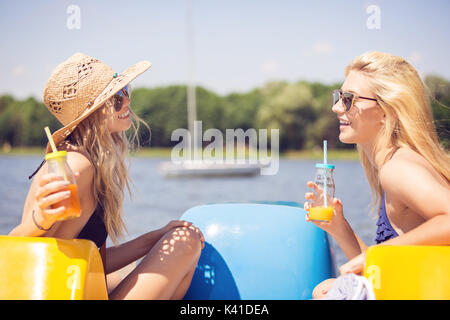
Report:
9,53,204,300
305,51,450,298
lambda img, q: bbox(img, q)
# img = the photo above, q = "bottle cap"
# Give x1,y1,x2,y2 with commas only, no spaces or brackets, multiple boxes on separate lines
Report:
315,163,335,169
45,150,67,161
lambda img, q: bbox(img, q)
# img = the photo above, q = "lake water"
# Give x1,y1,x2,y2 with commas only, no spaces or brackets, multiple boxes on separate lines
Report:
0,155,377,268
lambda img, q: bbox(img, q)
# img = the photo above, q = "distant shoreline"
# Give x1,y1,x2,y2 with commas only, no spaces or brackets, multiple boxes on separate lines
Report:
0,146,360,160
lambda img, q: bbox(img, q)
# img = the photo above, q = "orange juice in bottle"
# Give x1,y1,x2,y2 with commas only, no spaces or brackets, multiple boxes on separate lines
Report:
308,206,334,222
308,163,335,222
45,151,81,221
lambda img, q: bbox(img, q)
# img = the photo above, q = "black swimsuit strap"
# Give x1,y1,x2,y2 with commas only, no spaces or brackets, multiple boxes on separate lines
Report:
388,147,400,161
29,159,46,180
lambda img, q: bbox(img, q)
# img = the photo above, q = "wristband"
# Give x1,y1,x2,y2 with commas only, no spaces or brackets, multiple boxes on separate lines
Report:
32,210,53,231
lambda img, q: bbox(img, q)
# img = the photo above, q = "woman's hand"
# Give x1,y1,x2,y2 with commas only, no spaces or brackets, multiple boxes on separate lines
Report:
33,173,74,229
304,180,326,207
339,252,366,276
304,181,348,238
157,220,205,249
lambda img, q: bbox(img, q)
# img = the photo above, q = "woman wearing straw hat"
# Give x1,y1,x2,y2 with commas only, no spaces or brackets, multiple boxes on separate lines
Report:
9,53,205,300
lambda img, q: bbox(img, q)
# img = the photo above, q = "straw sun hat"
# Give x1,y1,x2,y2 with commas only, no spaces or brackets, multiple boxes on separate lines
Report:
43,52,151,153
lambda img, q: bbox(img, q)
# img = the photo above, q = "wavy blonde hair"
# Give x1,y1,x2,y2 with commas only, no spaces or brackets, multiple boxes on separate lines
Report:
345,51,450,212
59,93,149,244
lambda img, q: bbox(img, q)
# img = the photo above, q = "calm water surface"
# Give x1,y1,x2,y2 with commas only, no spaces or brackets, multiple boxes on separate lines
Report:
0,156,377,268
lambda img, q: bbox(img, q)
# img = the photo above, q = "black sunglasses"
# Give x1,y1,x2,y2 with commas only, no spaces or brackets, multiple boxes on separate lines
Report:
113,85,130,112
333,89,377,112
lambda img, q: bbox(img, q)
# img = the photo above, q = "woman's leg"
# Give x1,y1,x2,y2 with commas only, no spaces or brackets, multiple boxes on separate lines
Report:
106,261,137,294
170,266,197,300
109,226,202,300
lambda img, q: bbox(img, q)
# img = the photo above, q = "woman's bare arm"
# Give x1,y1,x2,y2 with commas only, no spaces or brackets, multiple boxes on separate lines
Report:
105,230,164,274
380,157,450,245
9,163,70,236
339,155,450,275
9,152,95,238
305,185,365,260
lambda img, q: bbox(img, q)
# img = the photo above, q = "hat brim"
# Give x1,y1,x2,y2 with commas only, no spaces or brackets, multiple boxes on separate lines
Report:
46,60,151,154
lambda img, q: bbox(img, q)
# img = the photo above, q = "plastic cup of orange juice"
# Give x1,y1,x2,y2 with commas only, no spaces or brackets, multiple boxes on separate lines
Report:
45,151,81,221
308,163,335,222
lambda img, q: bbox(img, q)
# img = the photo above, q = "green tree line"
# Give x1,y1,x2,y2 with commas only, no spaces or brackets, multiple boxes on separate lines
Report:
1,76,449,151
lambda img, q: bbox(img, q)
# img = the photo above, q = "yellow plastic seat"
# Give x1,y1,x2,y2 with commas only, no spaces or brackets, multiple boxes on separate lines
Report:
364,245,450,300
0,236,108,300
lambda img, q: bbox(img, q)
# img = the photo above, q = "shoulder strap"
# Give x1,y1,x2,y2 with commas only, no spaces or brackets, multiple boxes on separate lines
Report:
28,159,45,180
389,147,400,160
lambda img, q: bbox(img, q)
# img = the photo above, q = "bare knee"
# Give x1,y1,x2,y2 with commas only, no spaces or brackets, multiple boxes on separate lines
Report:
160,226,202,262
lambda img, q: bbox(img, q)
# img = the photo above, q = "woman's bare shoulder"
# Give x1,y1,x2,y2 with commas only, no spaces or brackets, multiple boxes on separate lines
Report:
388,147,425,164
380,148,446,193
380,148,450,219
66,150,93,169
66,151,95,186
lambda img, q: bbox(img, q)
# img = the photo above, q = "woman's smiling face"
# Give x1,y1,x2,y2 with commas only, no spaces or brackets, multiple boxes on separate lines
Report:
332,70,385,145
107,87,132,133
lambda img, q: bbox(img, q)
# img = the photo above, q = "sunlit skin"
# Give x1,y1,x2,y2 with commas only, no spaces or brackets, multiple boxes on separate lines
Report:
10,87,205,300
305,70,450,299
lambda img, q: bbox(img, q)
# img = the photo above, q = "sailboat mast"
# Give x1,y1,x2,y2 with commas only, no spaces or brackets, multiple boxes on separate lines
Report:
186,0,196,139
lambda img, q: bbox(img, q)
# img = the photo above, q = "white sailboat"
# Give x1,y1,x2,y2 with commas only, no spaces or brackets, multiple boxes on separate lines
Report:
159,0,263,178
160,160,262,178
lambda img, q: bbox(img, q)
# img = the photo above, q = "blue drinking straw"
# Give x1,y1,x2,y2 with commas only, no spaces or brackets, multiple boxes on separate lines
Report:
323,140,328,207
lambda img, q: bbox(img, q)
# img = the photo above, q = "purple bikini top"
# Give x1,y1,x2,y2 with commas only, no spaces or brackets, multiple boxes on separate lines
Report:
375,192,399,244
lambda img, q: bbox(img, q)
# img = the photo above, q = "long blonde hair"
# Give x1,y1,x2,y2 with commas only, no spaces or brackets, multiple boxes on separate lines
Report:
59,95,149,244
345,51,450,212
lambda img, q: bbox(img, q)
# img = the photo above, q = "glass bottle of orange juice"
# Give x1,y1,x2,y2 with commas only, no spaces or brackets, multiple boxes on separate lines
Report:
308,163,335,222
45,151,81,220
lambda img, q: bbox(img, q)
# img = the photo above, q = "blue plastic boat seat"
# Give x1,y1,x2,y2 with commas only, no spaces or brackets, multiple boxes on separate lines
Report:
182,202,335,300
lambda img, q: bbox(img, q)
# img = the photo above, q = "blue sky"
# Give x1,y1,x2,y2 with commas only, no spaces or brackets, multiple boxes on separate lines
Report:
1,0,449,99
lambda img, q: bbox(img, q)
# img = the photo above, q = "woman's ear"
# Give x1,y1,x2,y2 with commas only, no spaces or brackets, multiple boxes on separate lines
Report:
381,113,386,125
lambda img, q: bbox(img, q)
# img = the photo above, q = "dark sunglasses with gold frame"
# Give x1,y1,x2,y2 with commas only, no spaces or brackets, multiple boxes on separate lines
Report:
113,85,130,112
333,89,378,112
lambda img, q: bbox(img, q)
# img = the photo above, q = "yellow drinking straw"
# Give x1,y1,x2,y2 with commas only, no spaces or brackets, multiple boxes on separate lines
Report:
44,126,68,181
44,126,58,153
